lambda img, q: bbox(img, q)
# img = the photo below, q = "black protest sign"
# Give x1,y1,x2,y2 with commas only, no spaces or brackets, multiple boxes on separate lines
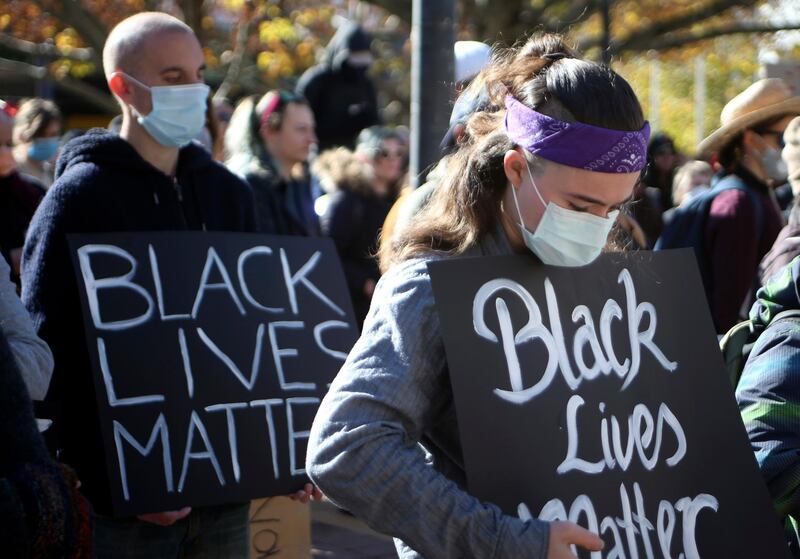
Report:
428,250,789,558
68,232,358,517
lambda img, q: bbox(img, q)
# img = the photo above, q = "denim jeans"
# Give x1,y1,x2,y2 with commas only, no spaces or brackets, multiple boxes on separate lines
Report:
93,503,250,558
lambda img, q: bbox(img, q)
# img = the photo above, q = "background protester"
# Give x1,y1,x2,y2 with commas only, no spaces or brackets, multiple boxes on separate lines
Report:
307,33,647,558
226,90,319,236
296,22,380,151
0,326,91,558
643,132,680,209
0,108,46,284
316,127,404,327
12,98,62,189
759,116,800,285
23,13,257,557
736,255,800,557
696,78,799,333
672,160,713,207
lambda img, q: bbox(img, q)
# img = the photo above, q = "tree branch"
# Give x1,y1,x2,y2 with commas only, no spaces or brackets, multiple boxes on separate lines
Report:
543,0,596,32
578,0,758,51
625,20,800,52
33,0,107,62
0,56,116,112
359,0,411,22
0,32,94,63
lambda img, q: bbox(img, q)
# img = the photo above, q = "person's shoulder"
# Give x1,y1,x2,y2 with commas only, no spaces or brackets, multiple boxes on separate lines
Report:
376,256,445,299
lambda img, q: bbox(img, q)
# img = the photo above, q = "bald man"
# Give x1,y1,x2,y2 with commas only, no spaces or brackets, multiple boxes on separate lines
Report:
22,13,257,558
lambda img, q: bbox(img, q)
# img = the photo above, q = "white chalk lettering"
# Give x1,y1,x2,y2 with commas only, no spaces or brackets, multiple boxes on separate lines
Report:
280,249,345,317
149,244,191,321
98,337,164,407
113,414,173,501
197,324,265,391
269,322,316,391
558,395,687,475
205,402,248,483
527,483,719,559
77,244,155,331
237,247,285,314
286,397,319,476
178,328,195,398
250,399,284,479
472,269,677,403
192,247,246,318
314,320,351,361
178,411,226,492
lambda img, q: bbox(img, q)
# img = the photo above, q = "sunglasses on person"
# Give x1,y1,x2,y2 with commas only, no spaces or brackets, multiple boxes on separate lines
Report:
756,129,786,149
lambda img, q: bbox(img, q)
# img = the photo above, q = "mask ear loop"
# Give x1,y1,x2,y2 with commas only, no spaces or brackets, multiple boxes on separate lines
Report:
510,156,547,232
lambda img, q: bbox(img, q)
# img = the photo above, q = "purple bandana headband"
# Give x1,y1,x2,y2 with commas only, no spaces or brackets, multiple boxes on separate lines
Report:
504,95,650,173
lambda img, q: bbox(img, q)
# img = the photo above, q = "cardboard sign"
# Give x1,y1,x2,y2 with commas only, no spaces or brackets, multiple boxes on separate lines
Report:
428,250,790,558
68,232,358,517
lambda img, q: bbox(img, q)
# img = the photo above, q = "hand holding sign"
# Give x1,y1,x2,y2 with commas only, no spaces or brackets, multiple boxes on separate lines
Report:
547,521,605,559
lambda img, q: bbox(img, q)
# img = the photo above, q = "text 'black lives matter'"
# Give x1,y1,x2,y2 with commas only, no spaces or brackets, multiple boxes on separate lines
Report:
428,250,790,559
68,232,358,517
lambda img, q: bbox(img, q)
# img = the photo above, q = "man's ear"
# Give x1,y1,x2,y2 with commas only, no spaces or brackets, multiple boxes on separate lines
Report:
108,73,131,102
503,148,526,190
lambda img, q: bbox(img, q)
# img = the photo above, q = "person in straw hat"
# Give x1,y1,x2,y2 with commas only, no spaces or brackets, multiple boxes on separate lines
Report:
696,77,800,333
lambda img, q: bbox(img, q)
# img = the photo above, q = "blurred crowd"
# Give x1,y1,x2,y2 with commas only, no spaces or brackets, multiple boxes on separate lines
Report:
3,9,800,559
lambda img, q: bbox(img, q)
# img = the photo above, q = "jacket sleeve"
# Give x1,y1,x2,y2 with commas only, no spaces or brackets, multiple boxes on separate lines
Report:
0,252,53,400
736,319,800,519
306,259,550,558
706,189,759,332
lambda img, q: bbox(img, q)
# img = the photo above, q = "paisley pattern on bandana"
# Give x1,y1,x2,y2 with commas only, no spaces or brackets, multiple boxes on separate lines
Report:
504,95,650,174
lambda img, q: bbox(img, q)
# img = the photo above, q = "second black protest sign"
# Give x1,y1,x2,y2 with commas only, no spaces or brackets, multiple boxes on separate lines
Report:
69,232,358,517
428,249,789,558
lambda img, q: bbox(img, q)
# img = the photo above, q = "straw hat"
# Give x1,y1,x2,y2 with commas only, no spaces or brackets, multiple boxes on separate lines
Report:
697,78,800,157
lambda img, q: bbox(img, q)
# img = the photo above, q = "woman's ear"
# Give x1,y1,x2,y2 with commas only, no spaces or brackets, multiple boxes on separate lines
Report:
503,149,527,190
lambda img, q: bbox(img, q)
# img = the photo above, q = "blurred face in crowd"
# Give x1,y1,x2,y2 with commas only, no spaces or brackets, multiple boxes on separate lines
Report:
371,138,404,188
262,103,316,167
108,29,206,119
652,143,677,174
0,115,16,177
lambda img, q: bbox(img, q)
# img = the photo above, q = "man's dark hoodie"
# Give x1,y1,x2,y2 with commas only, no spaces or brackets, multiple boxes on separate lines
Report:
21,129,256,513
296,23,380,150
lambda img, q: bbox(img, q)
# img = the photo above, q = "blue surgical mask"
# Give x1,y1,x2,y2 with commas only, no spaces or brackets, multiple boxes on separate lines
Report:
122,73,210,148
28,137,60,162
511,162,619,267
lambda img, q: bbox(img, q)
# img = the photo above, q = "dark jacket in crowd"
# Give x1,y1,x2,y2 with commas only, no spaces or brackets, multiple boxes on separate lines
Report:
21,129,256,513
737,255,800,557
704,166,784,333
317,150,394,326
234,150,319,236
0,326,92,558
760,196,800,286
296,24,380,151
0,171,45,283
629,183,664,248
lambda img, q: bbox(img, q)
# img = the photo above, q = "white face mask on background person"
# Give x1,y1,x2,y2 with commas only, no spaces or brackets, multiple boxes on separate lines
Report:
118,72,210,148
510,162,619,267
760,145,789,183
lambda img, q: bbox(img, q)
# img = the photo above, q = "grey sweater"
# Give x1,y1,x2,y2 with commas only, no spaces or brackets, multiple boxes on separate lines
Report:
307,225,550,558
0,255,53,400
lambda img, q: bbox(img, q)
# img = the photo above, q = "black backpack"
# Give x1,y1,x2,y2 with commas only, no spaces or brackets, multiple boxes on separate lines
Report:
655,174,764,296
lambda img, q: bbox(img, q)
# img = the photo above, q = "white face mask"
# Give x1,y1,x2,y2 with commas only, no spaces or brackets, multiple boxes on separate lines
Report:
510,162,619,267
120,73,210,148
760,146,789,183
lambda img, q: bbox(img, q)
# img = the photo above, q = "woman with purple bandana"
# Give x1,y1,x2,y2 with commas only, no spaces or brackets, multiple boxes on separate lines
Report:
307,34,649,559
